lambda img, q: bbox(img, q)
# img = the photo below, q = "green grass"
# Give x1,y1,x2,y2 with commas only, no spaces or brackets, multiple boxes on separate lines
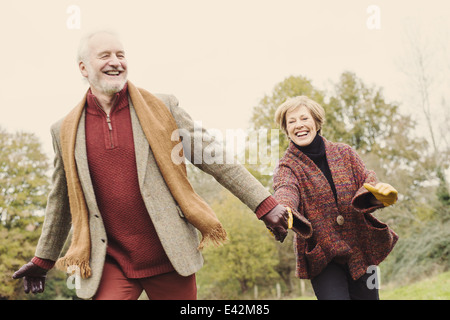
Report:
380,271,450,300
295,271,450,300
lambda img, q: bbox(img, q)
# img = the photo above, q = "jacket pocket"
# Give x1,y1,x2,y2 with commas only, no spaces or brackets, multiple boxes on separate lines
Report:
305,243,328,278
363,213,398,265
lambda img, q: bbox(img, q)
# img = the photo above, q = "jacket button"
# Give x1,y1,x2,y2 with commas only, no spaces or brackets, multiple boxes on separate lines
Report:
101,239,106,243
336,215,344,225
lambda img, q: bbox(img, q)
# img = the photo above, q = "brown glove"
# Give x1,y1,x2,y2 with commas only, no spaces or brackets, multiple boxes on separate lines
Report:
12,261,48,294
261,204,289,242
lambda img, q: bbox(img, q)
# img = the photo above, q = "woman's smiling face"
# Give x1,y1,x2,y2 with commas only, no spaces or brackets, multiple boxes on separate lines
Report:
285,105,318,147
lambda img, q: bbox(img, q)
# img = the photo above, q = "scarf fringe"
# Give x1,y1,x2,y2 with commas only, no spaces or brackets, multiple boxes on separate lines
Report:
55,257,92,279
198,225,228,250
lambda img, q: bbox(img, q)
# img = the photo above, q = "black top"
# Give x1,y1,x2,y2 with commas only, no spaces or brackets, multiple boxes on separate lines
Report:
294,134,338,204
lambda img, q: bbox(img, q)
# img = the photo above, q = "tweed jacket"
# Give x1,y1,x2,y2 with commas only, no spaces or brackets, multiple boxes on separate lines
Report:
35,92,272,299
273,138,398,280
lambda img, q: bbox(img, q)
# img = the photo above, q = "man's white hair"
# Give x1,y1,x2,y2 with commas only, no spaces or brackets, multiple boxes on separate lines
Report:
76,29,120,64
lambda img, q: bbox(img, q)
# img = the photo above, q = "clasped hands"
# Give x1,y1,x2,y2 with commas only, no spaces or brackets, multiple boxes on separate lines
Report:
261,205,293,242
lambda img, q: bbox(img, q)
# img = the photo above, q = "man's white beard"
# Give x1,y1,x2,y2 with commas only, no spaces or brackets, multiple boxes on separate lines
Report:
97,80,126,95
84,63,127,95
89,74,127,95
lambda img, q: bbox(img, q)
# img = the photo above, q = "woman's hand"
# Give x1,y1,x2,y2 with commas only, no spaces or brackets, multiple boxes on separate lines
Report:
364,183,398,207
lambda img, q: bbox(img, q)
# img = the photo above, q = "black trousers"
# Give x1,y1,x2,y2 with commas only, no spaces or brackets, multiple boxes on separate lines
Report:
311,262,379,300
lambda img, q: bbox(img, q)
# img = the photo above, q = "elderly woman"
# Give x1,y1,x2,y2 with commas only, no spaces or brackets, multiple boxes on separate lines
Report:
272,96,398,300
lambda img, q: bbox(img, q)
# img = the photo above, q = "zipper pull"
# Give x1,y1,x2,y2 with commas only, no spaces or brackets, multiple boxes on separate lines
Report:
106,115,112,130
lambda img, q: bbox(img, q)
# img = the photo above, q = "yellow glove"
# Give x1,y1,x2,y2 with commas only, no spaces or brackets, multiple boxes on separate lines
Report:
286,207,294,229
364,183,398,207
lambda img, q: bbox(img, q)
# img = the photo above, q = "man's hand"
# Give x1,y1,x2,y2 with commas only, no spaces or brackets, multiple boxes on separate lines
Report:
12,261,48,294
261,204,290,242
364,183,398,207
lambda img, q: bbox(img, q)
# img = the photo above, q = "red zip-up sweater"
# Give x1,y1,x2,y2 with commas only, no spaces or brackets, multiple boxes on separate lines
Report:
81,84,175,278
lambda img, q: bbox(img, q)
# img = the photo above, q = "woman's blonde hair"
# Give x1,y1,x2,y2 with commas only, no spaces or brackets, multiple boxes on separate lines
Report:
274,96,326,135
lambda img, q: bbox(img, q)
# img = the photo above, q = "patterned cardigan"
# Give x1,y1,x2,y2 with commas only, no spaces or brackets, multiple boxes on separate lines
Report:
273,137,398,280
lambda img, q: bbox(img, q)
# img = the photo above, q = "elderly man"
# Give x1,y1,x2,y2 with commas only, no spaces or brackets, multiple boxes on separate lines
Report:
12,31,289,300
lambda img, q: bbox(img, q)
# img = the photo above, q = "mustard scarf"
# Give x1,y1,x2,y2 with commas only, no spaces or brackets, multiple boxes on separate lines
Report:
55,81,227,278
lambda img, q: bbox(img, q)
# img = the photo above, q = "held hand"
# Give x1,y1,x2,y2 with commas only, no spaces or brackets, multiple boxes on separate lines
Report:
364,183,398,207
12,261,48,294
286,207,294,229
261,204,290,242
268,208,293,239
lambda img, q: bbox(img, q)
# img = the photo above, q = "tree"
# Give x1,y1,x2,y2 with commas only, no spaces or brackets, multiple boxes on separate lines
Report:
398,24,450,211
197,190,279,299
378,25,450,284
0,127,76,300
0,127,50,228
0,127,52,298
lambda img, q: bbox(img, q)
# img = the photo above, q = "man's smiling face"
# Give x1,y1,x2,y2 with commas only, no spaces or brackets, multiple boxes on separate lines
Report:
79,32,128,96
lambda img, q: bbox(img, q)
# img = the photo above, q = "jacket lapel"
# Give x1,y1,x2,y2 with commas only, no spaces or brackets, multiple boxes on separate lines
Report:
323,139,351,208
74,110,98,208
129,99,149,189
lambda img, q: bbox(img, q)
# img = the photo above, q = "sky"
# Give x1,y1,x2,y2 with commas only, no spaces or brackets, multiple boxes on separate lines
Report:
0,0,449,157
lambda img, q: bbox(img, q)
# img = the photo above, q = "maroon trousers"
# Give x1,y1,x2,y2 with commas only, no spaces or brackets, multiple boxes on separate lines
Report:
93,258,197,300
